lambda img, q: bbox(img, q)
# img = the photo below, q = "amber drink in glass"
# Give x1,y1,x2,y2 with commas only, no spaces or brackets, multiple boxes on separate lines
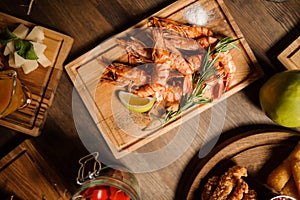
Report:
0,70,31,118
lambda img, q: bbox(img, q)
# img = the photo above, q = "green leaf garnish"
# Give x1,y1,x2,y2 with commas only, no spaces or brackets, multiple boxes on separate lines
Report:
1,26,38,60
1,27,17,46
164,37,241,123
15,39,38,60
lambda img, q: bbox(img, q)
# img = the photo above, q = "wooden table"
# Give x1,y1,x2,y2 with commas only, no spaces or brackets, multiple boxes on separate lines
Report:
0,0,299,199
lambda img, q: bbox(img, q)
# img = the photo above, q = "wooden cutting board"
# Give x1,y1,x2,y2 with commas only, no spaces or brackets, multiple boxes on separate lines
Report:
0,12,74,136
65,0,263,158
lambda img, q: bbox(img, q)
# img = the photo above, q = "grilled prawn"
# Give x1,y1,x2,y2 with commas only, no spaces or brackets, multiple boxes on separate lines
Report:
99,61,148,90
116,37,152,65
148,17,214,38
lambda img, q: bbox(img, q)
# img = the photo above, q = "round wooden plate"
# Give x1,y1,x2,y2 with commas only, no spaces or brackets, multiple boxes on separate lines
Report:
185,129,300,200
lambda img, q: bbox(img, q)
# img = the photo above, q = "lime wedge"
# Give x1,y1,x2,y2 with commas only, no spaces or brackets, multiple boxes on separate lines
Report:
118,91,155,113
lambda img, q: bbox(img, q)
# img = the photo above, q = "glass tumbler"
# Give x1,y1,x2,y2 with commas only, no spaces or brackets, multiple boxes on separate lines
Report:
0,70,31,118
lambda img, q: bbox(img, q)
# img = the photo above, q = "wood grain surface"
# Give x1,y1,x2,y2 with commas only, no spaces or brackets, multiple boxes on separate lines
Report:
0,140,70,199
0,0,300,199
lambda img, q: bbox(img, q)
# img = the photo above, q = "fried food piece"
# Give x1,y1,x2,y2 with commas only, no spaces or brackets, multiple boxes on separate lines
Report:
291,159,300,196
280,178,300,199
267,141,300,192
210,166,247,200
291,141,300,159
267,159,292,192
242,190,257,200
228,178,249,200
201,176,219,200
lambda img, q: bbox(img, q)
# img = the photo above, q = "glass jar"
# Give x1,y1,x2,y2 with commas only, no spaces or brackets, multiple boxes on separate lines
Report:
72,152,140,200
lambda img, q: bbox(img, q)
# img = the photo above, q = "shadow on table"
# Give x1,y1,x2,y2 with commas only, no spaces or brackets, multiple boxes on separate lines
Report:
174,123,299,200
241,20,300,118
32,115,90,195
266,20,300,73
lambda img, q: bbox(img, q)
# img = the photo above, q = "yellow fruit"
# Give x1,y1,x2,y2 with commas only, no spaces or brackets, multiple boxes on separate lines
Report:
118,91,155,113
259,70,300,128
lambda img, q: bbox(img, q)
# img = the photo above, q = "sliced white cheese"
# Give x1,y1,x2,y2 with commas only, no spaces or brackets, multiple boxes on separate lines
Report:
13,24,29,39
14,51,27,67
3,46,10,56
22,60,39,74
3,41,15,56
30,41,47,56
8,53,16,68
25,26,44,42
37,53,51,67
3,24,50,74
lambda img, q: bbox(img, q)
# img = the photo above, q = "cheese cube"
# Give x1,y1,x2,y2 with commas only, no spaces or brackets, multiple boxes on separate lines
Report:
14,51,27,67
37,53,51,67
31,41,47,56
22,60,39,74
13,24,29,39
3,41,15,56
26,26,45,42
8,53,16,68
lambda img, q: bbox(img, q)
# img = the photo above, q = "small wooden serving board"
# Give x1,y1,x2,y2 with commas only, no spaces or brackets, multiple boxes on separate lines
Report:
65,0,263,158
278,36,300,70
0,12,74,136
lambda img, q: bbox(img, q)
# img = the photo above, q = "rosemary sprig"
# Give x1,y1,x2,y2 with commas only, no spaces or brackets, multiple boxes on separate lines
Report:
164,37,240,123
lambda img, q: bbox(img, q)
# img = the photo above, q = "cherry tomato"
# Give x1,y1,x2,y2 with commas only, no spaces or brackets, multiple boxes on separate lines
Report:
125,194,131,200
90,186,110,200
109,186,130,200
81,185,131,200
109,186,118,197
81,186,98,198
